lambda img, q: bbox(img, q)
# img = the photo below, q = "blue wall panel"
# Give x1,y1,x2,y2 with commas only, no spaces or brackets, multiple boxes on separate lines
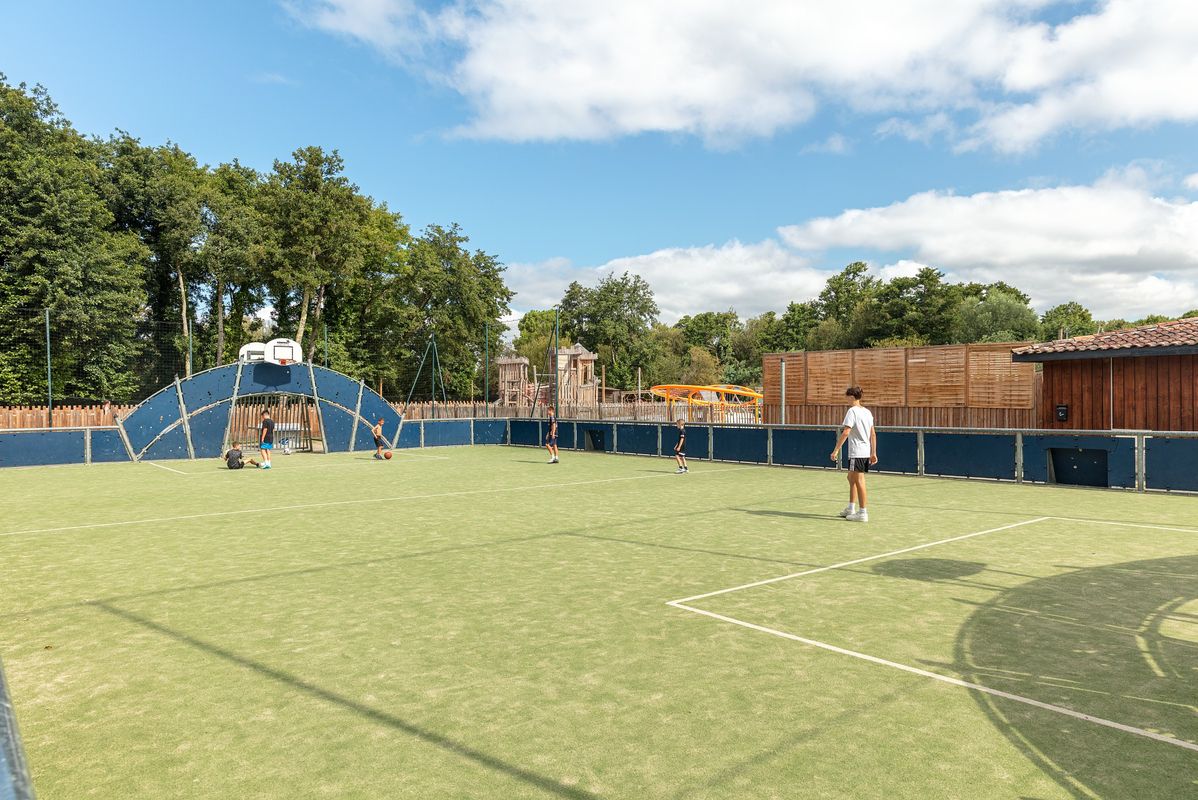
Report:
510,419,542,446
237,362,314,397
124,388,181,454
771,428,835,468
1022,434,1136,488
1145,437,1198,491
876,431,919,474
358,392,402,440
557,421,577,450
924,433,1015,480
712,426,768,463
616,423,659,456
319,402,355,452
0,430,86,467
473,419,508,445
396,421,422,449
576,423,614,452
310,366,359,410
684,426,710,460
142,425,190,461
90,428,129,463
188,403,232,458
182,365,238,413
423,420,472,447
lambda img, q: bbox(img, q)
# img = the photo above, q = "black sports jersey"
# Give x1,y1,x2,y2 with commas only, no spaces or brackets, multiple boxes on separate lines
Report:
261,418,275,444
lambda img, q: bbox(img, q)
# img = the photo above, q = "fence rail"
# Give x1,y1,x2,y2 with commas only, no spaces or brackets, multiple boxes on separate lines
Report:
0,656,35,800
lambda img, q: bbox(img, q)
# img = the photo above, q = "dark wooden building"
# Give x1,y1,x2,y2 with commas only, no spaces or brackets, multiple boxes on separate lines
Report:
1012,318,1198,431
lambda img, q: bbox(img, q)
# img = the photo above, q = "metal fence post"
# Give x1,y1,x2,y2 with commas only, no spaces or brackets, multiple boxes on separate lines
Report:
45,308,52,428
779,359,786,426
1014,432,1024,483
767,427,774,465
916,430,925,476
1136,434,1147,492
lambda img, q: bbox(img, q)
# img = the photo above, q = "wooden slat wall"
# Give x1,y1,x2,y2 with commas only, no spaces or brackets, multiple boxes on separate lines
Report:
907,346,966,407
968,345,1037,408
805,351,853,404
762,342,1036,429
851,348,906,406
1041,355,1198,431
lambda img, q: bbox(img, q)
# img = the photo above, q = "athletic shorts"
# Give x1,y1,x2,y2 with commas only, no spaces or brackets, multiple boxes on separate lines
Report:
260,442,273,450
374,436,385,447
546,435,558,445
228,461,244,470
849,457,871,473
675,450,686,457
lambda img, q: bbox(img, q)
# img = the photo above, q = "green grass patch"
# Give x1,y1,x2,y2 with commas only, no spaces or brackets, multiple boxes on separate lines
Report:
1,447,1196,798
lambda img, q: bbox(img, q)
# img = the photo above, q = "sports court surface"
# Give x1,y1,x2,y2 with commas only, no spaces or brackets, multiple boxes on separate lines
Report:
2,446,1196,799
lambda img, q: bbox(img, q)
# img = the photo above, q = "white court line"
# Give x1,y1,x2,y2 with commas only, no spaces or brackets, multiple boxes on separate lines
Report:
0,465,758,539
143,461,187,475
668,517,1050,606
671,602,1198,754
668,514,1198,754
1052,516,1198,535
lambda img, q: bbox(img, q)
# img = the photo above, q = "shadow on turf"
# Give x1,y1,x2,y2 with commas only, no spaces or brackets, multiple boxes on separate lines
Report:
560,531,822,569
734,508,842,522
953,554,1198,799
91,602,600,800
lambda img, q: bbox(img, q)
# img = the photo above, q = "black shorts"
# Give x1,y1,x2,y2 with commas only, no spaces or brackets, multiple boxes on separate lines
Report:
546,435,558,445
374,436,384,447
675,450,685,457
849,458,871,473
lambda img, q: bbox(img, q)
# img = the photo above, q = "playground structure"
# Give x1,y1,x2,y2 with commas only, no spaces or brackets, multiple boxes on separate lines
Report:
497,344,599,409
650,384,764,423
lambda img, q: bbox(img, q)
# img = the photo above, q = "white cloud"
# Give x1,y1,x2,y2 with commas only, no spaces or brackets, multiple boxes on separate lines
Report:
801,133,850,155
287,0,1198,150
1185,173,1198,191
779,176,1198,318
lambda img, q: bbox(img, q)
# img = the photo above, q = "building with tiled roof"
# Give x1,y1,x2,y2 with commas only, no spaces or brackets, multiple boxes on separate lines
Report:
1011,317,1198,430
1012,317,1198,361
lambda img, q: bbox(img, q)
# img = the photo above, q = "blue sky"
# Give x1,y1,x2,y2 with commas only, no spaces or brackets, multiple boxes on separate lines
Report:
4,1,1198,323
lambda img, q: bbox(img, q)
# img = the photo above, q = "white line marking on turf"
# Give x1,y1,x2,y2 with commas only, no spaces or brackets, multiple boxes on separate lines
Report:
670,602,1198,754
143,461,187,475
668,517,1050,606
0,465,758,539
669,514,1198,754
1051,516,1198,534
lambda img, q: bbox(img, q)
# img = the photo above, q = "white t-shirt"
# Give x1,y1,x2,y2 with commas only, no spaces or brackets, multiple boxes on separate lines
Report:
841,405,874,459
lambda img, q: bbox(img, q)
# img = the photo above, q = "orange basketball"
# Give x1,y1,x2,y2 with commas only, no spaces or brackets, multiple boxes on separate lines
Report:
384,451,393,460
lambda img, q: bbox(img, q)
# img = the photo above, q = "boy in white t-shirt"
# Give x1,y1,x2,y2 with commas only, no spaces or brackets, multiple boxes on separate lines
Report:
830,386,877,522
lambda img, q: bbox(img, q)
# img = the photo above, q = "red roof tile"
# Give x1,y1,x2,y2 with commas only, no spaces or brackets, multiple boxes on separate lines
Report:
1012,317,1198,357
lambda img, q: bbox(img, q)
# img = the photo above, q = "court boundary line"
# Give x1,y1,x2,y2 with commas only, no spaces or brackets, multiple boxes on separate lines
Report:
143,461,186,475
667,514,1198,754
0,465,758,539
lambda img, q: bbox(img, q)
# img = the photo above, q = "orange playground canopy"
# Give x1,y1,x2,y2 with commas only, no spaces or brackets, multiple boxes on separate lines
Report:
649,384,763,422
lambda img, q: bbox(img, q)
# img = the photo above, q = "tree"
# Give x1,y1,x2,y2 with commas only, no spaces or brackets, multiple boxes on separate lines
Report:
778,301,819,350
642,323,686,387
0,78,147,403
951,290,1040,343
512,309,558,378
817,262,878,322
675,310,740,363
1040,302,1097,340
679,345,721,385
261,146,371,358
557,272,658,387
1183,309,1198,319
1133,314,1172,326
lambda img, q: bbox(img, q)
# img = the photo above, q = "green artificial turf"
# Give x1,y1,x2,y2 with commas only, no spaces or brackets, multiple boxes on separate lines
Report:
1,446,1196,799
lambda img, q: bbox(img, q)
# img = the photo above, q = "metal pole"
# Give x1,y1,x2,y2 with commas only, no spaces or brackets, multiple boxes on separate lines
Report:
187,327,193,378
485,321,490,418
45,308,53,428
430,334,436,420
553,307,560,418
636,367,641,421
780,358,787,426
324,323,329,369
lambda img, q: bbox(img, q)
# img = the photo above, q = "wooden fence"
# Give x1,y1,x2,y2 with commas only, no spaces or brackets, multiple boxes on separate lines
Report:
762,343,1040,428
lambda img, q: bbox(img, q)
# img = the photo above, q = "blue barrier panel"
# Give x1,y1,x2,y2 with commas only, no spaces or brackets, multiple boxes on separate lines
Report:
396,420,422,449
510,419,542,446
0,430,86,467
423,420,472,447
557,421,576,450
876,431,919,474
188,403,232,458
310,366,358,410
318,401,355,452
712,426,768,463
90,428,129,462
576,422,614,452
1022,434,1136,488
181,365,238,413
353,419,379,452
473,419,508,445
771,428,835,468
124,387,181,454
237,362,314,396
684,426,710,460
616,423,659,455
924,433,1015,480
1145,437,1198,491
358,393,402,441
142,425,190,461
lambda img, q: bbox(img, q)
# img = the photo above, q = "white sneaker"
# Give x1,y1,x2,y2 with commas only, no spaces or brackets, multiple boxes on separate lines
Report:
846,510,869,522
838,506,854,518
675,467,685,474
